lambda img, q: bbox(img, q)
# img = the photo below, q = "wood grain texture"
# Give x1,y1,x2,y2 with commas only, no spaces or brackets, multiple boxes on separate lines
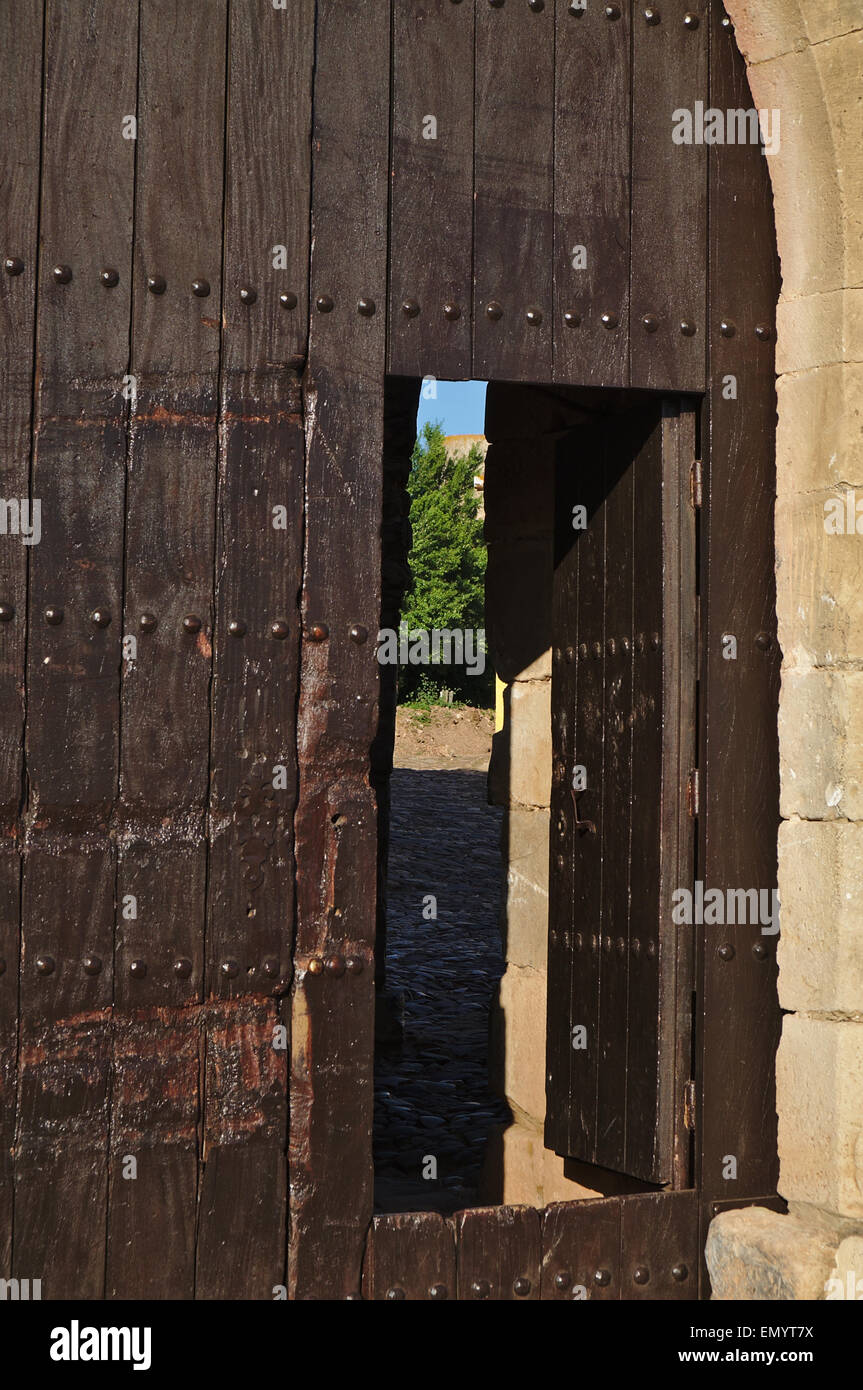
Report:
197,2,313,1293
473,0,554,382
565,423,606,1161
553,0,631,387
697,0,780,1205
659,403,698,1190
16,0,137,1298
619,1190,699,1299
630,0,707,391
389,0,474,379
362,1211,456,1301
105,1009,199,1299
109,0,228,1299
220,0,313,373
456,1205,541,1302
545,442,580,1158
195,1001,287,1299
289,0,391,1300
547,403,695,1184
541,1197,621,1301
594,425,635,1173
0,0,43,1279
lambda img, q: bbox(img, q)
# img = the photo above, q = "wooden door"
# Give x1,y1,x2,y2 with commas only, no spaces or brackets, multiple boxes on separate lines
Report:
1,0,313,1300
0,0,780,1301
546,399,697,1185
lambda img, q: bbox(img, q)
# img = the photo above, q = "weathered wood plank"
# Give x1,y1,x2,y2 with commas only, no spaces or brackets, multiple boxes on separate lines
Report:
0,0,43,1279
17,0,137,1298
289,0,390,1300
105,1010,199,1299
698,0,780,1206
195,1001,287,1299
196,0,313,1295
565,424,606,1160
659,402,698,1189
594,425,635,1172
553,0,631,387
389,0,474,380
545,441,580,1157
474,0,554,382
456,1205,541,1302
15,846,114,1297
110,0,228,1300
541,1197,621,1301
220,0,312,372
362,1211,456,1302
619,1190,699,1299
625,404,685,1183
630,0,707,391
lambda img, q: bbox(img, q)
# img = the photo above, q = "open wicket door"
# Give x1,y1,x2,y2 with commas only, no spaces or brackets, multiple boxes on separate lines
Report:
546,399,698,1186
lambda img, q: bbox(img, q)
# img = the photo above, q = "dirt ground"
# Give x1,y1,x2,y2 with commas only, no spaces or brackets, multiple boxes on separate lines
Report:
393,703,495,772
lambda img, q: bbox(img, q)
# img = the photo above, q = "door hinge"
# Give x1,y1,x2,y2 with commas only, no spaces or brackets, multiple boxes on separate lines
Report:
686,767,700,819
684,1079,696,1132
690,458,703,509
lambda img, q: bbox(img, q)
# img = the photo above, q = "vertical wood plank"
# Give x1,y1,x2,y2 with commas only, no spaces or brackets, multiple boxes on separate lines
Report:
540,1197,621,1301
473,0,554,383
16,0,137,1298
659,403,698,1189
545,441,580,1157
698,0,780,1205
388,0,474,380
0,0,43,1278
630,0,707,392
619,1190,699,1299
553,0,631,388
106,1010,199,1299
594,429,635,1171
195,1001,287,1300
109,0,228,1299
624,410,665,1179
566,425,606,1160
196,0,313,1299
289,0,391,1300
362,1212,456,1302
456,1205,541,1302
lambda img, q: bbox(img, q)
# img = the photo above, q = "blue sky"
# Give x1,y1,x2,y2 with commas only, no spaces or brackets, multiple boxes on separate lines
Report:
416,379,487,438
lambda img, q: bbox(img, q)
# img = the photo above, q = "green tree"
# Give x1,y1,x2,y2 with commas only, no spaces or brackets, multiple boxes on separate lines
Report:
399,422,491,706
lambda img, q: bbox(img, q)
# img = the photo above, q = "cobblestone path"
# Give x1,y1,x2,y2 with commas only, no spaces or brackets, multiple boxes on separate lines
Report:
374,766,511,1213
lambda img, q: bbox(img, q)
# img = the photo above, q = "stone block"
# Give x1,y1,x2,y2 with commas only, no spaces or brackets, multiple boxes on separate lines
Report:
776,288,863,376
778,819,863,1014
745,47,843,301
726,0,808,66
497,964,547,1125
501,807,549,972
776,488,863,667
482,1121,544,1210
508,681,552,810
777,1015,863,1219
776,363,863,498
706,1204,857,1300
779,669,863,821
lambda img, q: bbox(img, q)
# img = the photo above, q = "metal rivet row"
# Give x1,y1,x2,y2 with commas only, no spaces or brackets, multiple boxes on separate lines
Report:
29,265,305,307
305,955,364,977
13,956,282,981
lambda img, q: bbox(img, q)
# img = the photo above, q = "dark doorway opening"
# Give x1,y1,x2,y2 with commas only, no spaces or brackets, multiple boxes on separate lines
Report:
372,375,509,1214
